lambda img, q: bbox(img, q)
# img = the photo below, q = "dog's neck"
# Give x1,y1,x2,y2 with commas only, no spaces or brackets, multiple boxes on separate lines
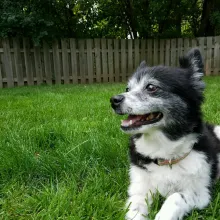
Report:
134,130,198,160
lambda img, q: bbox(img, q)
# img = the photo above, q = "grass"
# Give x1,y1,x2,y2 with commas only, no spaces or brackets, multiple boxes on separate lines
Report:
0,77,219,219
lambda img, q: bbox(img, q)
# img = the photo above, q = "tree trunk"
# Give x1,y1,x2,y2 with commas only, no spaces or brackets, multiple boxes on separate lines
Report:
124,0,138,38
198,0,215,36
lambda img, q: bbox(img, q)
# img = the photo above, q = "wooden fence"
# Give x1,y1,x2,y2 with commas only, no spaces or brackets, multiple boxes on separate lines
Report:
0,37,220,88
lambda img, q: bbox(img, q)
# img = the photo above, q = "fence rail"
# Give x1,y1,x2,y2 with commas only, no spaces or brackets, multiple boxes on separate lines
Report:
0,37,220,88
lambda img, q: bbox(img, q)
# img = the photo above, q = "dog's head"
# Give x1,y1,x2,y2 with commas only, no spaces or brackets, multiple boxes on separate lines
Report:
110,48,205,138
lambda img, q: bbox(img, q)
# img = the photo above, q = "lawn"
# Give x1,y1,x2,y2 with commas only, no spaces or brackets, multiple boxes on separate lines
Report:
0,77,219,220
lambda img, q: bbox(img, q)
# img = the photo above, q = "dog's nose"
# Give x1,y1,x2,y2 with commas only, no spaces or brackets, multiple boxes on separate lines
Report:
110,95,125,106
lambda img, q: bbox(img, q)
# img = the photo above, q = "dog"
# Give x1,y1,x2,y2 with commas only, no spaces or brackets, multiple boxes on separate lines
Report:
110,48,220,220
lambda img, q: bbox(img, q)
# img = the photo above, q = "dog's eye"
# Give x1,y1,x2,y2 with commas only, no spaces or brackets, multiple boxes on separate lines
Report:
125,87,130,92
146,84,157,92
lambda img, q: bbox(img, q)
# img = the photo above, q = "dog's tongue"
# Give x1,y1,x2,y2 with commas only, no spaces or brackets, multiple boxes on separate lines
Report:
121,115,143,127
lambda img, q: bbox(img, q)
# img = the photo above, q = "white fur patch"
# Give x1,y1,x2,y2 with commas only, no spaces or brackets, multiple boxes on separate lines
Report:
135,130,198,159
126,166,153,220
126,131,211,220
213,126,220,139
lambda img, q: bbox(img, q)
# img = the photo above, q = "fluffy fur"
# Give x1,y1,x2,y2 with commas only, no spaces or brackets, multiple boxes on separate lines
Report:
110,48,220,220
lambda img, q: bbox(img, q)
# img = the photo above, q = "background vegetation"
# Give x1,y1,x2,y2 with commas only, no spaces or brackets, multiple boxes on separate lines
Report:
1,0,220,44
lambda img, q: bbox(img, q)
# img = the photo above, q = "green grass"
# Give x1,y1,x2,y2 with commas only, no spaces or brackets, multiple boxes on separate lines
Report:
0,77,219,219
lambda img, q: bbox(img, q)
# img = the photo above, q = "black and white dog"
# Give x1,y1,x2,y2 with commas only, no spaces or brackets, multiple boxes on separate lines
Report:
110,48,220,220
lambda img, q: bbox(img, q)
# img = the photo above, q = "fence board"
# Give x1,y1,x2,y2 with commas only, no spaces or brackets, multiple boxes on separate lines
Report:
140,40,146,62
170,39,176,66
206,37,212,76
61,39,69,84
70,39,78,84
2,39,13,87
147,39,152,65
191,38,197,48
52,40,61,84
107,39,113,82
160,39,165,65
34,46,43,85
214,36,220,75
197,37,206,71
86,39,93,83
94,39,101,83
43,41,52,85
153,39,158,65
13,38,24,86
134,39,140,68
79,40,86,83
121,39,126,81
177,38,183,60
23,38,34,85
114,39,120,82
165,39,170,66
101,39,108,82
184,38,190,54
127,40,133,74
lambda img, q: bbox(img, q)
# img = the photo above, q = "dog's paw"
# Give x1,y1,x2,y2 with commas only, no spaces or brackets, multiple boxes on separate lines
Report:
155,212,173,220
126,209,148,220
154,209,181,220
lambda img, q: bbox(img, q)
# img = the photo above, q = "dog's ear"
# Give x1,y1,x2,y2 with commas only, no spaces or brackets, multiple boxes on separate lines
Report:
179,48,203,79
136,60,147,71
179,48,205,91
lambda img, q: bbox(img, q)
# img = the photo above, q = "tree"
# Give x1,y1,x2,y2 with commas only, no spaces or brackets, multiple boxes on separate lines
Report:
0,0,220,42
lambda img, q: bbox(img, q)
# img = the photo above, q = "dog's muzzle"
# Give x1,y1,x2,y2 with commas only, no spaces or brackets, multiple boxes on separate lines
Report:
110,95,125,114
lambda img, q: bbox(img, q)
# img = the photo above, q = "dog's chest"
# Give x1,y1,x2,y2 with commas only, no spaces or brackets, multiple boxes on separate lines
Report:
144,163,196,195
130,133,210,196
130,153,210,197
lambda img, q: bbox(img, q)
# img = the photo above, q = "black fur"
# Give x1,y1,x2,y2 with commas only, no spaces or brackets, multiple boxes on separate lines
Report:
129,134,155,169
193,123,220,181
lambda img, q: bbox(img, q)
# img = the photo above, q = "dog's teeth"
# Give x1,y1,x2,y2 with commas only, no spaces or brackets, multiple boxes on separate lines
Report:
148,113,154,120
129,120,132,125
156,113,162,119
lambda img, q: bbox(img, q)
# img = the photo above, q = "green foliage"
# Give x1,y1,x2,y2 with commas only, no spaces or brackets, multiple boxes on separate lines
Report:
211,11,220,35
0,0,220,43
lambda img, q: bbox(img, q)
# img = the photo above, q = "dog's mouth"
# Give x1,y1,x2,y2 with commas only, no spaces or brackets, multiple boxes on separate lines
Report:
121,112,163,129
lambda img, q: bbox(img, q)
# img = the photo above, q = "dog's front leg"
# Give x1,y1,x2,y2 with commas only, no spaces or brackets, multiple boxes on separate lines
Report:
155,190,211,220
126,165,154,220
